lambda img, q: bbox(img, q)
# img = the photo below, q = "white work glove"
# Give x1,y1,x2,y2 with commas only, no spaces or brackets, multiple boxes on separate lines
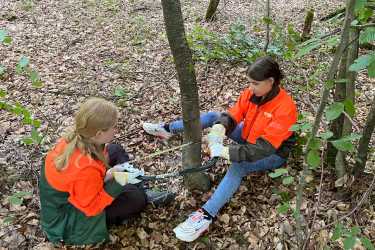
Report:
112,171,143,185
207,124,226,146
104,162,144,182
209,143,230,160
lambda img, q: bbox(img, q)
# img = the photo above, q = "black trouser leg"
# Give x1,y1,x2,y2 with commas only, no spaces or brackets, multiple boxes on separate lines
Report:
105,184,147,225
107,143,130,166
105,144,147,225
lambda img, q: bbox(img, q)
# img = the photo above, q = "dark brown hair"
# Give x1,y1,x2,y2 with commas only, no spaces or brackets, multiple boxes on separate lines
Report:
246,56,284,85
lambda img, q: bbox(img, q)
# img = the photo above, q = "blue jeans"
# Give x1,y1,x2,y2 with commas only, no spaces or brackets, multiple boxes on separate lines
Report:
169,112,286,217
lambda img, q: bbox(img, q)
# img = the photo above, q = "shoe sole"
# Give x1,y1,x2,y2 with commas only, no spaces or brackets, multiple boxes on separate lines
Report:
173,227,209,242
149,193,176,207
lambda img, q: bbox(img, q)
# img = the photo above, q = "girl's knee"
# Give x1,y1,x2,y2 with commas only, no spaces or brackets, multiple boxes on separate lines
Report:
206,112,221,123
226,163,245,178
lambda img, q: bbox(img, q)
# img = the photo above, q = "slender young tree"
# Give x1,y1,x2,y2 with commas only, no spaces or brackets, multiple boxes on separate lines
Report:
301,9,314,41
205,0,220,21
161,0,210,191
354,95,375,174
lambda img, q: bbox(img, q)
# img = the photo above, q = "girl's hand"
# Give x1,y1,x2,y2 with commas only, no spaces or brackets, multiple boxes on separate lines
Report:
113,171,143,185
207,124,226,146
209,143,230,160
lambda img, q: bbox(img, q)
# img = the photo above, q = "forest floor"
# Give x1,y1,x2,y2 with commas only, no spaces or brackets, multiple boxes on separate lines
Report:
0,0,374,249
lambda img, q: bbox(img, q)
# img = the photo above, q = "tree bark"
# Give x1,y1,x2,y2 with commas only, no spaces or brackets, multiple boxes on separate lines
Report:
354,95,375,174
326,49,348,168
161,0,210,191
334,5,358,183
263,0,271,52
301,9,314,41
205,0,220,21
333,49,349,179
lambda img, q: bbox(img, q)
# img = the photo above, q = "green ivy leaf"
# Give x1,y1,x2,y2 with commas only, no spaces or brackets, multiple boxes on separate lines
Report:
358,7,373,23
0,29,6,41
301,123,312,132
308,138,321,150
29,70,39,82
0,89,6,98
326,102,345,121
343,236,357,250
296,40,321,58
326,36,339,47
350,226,361,236
23,115,33,125
0,65,5,76
282,176,294,185
344,133,362,141
331,138,354,152
325,79,336,90
18,56,29,68
13,191,32,198
114,86,127,97
2,216,14,224
354,0,367,13
289,124,300,132
32,119,41,128
262,17,273,25
32,80,43,88
349,54,373,72
359,27,375,44
277,202,290,214
0,30,11,45
319,131,334,140
8,196,22,206
3,36,11,45
22,137,34,145
368,60,375,78
31,127,42,144
307,150,320,169
268,168,288,178
360,237,375,250
332,223,343,241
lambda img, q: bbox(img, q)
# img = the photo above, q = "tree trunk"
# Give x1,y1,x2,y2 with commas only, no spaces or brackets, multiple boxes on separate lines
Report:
326,50,348,168
205,0,220,21
333,49,349,179
354,95,375,174
301,9,314,41
161,0,210,191
263,0,271,52
335,5,358,182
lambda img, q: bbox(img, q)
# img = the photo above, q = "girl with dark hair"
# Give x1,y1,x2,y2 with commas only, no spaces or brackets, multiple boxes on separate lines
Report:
143,56,298,242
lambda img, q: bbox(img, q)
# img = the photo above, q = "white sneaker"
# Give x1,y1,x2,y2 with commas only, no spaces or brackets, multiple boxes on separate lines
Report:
173,209,212,242
142,122,172,140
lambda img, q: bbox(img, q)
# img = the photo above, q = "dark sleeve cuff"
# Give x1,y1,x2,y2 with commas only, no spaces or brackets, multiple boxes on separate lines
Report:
104,180,124,198
216,112,237,136
228,138,276,162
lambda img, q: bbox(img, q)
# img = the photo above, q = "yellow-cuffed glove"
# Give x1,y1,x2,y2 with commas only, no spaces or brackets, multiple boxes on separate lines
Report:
207,124,226,146
113,171,143,186
209,143,230,160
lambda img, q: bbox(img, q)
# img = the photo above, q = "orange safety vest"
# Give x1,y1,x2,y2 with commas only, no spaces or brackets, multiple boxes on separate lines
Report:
228,87,297,149
44,140,114,216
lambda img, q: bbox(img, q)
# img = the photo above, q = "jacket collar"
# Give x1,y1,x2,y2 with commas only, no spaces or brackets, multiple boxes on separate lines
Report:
250,85,280,106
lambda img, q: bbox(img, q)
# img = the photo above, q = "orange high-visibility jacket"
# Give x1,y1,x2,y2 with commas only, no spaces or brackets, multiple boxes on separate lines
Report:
44,140,118,216
227,87,297,149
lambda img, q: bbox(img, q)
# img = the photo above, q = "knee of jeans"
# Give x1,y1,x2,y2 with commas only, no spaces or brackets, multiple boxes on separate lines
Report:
227,163,245,178
206,111,221,123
